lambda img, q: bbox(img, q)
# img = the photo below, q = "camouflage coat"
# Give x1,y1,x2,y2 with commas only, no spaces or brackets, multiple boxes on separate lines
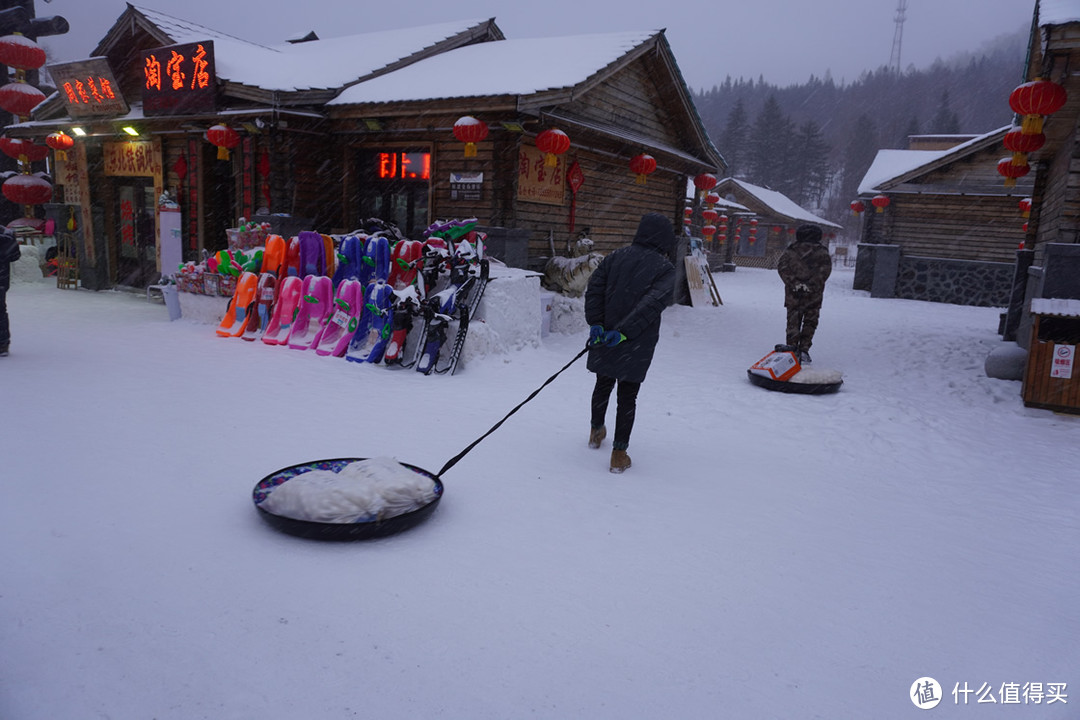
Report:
777,236,831,309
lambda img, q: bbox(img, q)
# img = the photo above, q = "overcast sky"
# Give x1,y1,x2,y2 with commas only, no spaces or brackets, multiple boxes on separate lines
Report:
35,0,1034,91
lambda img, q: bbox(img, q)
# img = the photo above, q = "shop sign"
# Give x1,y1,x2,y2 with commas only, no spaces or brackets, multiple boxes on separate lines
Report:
450,171,482,201
142,40,217,116
517,144,565,206
47,58,129,118
1051,344,1075,379
104,141,161,178
375,151,430,180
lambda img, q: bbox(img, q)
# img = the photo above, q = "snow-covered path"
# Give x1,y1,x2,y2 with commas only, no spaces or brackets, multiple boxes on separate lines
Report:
2,267,1076,719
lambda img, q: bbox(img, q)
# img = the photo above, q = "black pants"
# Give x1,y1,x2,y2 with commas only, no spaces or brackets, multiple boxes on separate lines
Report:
0,288,8,349
591,374,640,449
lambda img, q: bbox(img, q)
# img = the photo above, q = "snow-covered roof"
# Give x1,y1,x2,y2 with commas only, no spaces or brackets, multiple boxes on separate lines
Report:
722,178,841,228
1031,297,1080,317
858,126,1011,194
1039,0,1080,26
329,31,657,105
129,6,496,93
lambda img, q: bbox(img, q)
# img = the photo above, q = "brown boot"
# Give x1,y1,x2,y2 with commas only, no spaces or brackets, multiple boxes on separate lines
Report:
588,425,606,449
609,449,631,473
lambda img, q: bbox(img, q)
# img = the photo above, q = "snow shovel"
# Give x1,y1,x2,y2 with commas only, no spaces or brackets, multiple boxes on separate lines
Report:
252,346,591,540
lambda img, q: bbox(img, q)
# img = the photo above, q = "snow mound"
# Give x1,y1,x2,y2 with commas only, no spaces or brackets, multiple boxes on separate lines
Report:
260,457,437,523
789,367,843,384
11,245,47,284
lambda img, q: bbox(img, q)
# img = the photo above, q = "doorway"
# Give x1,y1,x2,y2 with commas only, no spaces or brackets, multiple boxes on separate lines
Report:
356,149,430,238
114,178,157,288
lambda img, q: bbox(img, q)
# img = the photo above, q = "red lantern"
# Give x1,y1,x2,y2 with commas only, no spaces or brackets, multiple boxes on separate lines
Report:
1019,197,1032,218
701,207,719,224
683,206,693,217
46,131,74,161
0,34,47,70
1009,79,1067,133
629,154,656,184
787,228,796,235
3,173,52,205
1003,127,1045,156
452,116,488,158
997,156,1030,183
694,173,718,192
850,200,865,215
1022,222,1029,233
535,128,570,167
206,124,240,160
871,194,891,213
717,215,728,225
771,225,782,233
0,137,49,162
717,233,726,245
702,224,717,237
0,82,46,117
704,192,720,206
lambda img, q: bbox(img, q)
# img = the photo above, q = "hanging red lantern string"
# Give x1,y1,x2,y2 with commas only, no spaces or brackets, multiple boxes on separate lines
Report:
701,207,719,224
535,128,570,167
851,200,865,216
1018,197,1032,218
702,224,717,238
46,131,74,162
0,81,46,118
0,137,49,163
452,116,488,158
1009,78,1067,135
0,34,47,71
206,124,240,160
871,194,891,213
629,153,656,184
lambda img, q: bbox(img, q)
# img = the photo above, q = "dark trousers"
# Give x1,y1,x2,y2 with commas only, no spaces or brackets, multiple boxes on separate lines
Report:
0,288,8,349
590,374,640,449
785,304,821,352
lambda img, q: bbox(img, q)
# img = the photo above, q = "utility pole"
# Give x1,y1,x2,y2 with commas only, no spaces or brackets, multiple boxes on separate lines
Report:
889,0,908,74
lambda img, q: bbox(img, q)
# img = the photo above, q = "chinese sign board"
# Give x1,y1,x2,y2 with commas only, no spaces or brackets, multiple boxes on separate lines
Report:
1050,344,1074,379
47,59,129,119
517,145,565,206
142,41,217,116
104,141,161,178
450,171,483,201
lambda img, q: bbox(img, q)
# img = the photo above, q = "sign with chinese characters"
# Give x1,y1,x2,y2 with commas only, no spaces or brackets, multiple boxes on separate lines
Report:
142,41,217,116
517,144,565,206
47,58,129,118
104,141,161,178
375,151,430,181
450,171,482,201
1050,344,1074,379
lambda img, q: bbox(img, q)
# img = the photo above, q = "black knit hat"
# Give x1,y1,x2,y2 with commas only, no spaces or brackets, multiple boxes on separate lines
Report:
795,224,823,243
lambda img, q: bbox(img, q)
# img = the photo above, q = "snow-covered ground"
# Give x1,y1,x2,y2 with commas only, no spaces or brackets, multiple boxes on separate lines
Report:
2,264,1077,719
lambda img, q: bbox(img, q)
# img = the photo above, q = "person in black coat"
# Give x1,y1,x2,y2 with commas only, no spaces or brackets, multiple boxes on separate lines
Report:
584,212,676,473
1,228,21,356
777,224,832,364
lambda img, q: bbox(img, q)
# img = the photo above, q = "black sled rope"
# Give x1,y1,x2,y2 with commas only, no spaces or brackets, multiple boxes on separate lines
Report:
437,345,589,478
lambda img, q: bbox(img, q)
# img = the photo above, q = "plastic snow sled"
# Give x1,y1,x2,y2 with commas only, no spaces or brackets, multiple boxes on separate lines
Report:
261,275,303,345
252,457,444,541
287,275,334,351
216,271,259,337
747,347,843,395
311,279,364,357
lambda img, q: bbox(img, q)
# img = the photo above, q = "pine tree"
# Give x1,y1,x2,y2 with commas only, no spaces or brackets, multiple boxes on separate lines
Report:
720,99,750,179
930,90,961,134
791,120,831,208
748,95,793,192
837,113,878,216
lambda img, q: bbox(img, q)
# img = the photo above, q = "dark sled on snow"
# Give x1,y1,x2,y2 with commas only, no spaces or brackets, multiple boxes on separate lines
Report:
747,347,843,395
253,457,443,541
746,369,843,395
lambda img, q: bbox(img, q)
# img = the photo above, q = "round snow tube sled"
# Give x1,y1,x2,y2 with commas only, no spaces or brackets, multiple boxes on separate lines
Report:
253,457,443,540
747,347,843,395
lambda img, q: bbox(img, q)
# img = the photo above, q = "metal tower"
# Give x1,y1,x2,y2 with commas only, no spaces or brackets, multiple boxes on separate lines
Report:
889,0,908,73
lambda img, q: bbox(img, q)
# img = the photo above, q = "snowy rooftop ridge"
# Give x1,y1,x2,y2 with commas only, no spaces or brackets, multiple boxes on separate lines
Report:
1039,0,1080,26
857,125,1011,195
130,7,497,93
329,31,658,105
726,178,841,228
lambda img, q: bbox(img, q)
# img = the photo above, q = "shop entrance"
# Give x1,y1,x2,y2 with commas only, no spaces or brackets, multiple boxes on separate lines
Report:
356,149,430,238
114,178,157,288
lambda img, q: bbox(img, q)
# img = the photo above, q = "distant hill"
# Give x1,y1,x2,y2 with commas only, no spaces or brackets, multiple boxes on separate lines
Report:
692,28,1029,227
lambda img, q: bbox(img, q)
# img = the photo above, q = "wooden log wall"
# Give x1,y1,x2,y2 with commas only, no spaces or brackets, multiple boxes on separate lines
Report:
884,194,1025,263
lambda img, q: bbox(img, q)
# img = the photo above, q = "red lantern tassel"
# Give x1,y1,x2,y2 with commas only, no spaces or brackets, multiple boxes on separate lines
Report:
464,142,477,158
217,146,230,161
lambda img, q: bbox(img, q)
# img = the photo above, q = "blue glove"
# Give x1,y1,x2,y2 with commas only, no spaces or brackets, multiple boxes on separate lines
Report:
598,330,626,347
589,325,605,346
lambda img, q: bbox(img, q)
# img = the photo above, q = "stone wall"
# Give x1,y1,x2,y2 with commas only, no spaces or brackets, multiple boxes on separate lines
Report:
855,244,1014,307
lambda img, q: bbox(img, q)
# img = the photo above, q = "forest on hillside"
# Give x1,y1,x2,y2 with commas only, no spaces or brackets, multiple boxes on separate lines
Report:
691,28,1029,226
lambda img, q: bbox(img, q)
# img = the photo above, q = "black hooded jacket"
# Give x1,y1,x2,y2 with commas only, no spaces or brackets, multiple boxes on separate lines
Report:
0,229,20,292
584,212,676,383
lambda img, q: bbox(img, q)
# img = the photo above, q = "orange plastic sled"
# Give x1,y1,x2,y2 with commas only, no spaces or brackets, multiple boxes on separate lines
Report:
216,272,259,337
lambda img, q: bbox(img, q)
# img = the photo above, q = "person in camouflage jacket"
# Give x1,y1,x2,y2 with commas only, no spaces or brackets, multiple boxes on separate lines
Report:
777,224,832,363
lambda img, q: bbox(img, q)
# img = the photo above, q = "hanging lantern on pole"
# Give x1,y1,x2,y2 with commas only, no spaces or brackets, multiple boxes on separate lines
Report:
535,128,570,167
452,116,488,158
206,124,240,160
701,207,719,224
0,82,46,118
1019,197,1032,218
871,194,891,213
46,131,75,161
629,153,656,184
1009,79,1067,135
850,200,865,216
0,137,49,163
997,157,1030,188
694,173,717,202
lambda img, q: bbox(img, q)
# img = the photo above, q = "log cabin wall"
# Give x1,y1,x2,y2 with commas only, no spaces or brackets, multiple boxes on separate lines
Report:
886,194,1025,263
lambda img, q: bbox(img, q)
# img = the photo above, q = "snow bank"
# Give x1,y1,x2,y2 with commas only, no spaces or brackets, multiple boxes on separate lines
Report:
10,244,48,284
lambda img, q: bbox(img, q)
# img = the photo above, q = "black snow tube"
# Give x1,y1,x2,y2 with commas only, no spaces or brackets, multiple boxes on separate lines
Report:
746,369,843,395
253,458,443,541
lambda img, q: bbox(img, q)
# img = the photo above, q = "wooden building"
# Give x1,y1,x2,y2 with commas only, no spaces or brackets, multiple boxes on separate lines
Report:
708,177,840,270
4,5,722,289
